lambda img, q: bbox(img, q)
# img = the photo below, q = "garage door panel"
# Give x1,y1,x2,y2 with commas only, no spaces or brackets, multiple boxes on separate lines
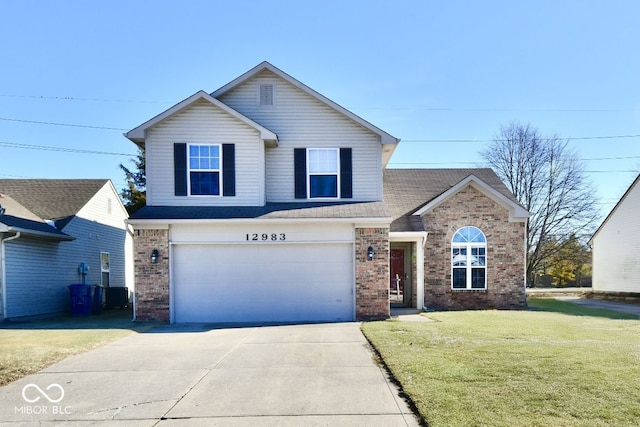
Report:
173,244,353,323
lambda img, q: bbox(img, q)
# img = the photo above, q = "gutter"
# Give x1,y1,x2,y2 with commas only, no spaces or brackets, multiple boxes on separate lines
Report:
1,232,21,319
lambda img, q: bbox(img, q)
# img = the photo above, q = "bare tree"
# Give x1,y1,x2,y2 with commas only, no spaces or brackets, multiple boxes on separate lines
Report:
480,121,600,286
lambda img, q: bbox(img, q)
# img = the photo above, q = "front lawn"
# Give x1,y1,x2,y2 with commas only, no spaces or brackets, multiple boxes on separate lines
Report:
0,311,155,386
362,299,640,426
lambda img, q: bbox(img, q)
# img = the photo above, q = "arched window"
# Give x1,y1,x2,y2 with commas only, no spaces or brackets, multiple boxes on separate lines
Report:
451,226,487,289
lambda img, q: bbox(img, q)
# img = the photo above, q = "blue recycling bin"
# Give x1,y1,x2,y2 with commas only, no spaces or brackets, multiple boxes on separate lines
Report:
68,284,94,316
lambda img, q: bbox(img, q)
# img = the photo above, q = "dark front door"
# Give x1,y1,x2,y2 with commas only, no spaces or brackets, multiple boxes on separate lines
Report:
390,248,405,304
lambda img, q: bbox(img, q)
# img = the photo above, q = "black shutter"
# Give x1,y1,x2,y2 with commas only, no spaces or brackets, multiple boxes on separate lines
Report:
174,143,187,196
222,144,236,197
340,147,353,198
294,148,307,199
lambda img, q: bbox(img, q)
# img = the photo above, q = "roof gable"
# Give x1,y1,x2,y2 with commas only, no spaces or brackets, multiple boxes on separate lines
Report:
211,61,400,159
413,174,529,222
383,169,528,232
125,90,279,146
589,173,640,244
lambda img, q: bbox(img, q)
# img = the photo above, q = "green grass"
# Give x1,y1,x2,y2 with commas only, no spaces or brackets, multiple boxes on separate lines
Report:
0,310,156,386
362,300,640,427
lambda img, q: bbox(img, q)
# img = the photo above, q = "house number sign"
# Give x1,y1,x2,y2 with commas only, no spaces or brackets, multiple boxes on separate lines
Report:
245,233,286,241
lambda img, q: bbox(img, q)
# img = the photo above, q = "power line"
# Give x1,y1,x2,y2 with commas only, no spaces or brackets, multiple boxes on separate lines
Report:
403,134,640,143
0,117,128,131
0,141,135,156
0,94,170,104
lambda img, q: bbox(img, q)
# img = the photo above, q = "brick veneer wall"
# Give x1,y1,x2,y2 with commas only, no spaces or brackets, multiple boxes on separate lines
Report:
422,185,526,310
133,228,170,322
355,227,390,320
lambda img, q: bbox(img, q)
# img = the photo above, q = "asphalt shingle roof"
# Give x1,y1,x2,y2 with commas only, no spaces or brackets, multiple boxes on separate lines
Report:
130,201,391,220
0,179,108,222
383,168,520,232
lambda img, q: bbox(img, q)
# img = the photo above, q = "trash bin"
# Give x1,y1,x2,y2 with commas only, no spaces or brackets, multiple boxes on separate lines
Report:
92,285,104,314
68,284,92,316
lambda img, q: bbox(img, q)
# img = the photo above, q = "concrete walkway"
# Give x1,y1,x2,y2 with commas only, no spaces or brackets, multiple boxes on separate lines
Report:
0,322,421,426
553,296,640,317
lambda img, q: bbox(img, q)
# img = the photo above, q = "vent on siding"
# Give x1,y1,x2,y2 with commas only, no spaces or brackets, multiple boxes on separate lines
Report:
259,83,274,106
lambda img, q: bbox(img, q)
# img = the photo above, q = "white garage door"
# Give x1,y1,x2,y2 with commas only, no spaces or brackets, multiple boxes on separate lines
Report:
173,243,354,323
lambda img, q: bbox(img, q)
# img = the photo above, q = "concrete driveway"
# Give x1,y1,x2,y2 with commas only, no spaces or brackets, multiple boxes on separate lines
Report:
0,322,421,426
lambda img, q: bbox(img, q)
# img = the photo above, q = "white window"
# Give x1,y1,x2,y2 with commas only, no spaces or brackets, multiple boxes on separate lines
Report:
100,252,110,287
451,226,487,290
188,144,221,196
308,148,340,198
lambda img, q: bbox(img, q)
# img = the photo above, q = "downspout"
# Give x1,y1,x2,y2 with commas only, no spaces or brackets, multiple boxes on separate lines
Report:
1,232,21,319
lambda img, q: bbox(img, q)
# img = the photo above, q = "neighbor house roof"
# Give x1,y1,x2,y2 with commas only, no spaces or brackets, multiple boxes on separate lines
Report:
0,179,109,229
0,193,74,241
384,169,527,232
128,201,391,222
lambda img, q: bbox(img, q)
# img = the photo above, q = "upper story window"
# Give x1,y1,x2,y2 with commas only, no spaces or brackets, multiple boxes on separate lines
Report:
451,226,487,290
294,147,352,200
189,144,221,196
174,143,235,198
308,148,339,198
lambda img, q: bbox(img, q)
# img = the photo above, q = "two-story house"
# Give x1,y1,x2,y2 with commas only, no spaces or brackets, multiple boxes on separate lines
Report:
126,61,528,323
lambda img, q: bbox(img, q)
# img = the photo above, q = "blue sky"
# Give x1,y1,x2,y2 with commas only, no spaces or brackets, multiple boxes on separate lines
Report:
1,1,639,219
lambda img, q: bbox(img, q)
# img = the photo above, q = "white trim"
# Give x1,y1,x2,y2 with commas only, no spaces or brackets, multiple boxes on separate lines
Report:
125,90,278,146
412,175,529,222
128,217,393,226
186,143,222,197
389,231,428,310
211,61,399,165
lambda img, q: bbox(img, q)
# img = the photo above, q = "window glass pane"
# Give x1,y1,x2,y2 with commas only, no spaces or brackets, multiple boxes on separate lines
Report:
189,144,220,171
471,268,486,288
453,226,485,243
199,158,210,169
452,247,467,266
471,247,486,266
453,268,467,288
190,171,220,195
309,149,338,173
310,175,338,198
200,145,209,157
189,145,199,156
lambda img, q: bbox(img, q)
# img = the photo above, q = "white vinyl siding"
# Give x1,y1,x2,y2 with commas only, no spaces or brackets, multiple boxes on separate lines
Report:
591,179,640,293
146,100,265,206
217,70,382,202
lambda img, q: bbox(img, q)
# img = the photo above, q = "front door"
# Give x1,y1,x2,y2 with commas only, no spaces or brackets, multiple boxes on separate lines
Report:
390,248,405,304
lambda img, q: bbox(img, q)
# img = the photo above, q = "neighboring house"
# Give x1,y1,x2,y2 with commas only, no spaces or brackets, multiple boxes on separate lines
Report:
589,173,640,295
125,61,528,324
0,180,132,320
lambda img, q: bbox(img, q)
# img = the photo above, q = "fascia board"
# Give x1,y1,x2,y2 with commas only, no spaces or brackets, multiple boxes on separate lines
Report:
413,175,529,222
212,61,399,145
127,217,393,226
125,90,278,145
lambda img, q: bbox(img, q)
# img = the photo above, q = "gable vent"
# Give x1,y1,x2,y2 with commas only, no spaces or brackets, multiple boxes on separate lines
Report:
259,83,274,106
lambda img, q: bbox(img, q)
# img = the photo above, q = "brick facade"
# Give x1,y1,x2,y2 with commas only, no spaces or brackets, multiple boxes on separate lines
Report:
355,227,390,320
133,228,170,322
422,185,526,310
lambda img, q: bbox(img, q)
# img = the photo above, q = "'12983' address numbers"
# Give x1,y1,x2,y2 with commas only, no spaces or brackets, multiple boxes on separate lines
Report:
246,233,286,241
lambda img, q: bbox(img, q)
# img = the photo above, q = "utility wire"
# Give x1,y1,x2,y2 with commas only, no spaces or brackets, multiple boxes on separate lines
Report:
0,117,128,131
0,94,170,104
0,141,135,157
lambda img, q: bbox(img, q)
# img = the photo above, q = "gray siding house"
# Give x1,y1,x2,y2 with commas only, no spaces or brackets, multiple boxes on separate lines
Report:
0,180,132,319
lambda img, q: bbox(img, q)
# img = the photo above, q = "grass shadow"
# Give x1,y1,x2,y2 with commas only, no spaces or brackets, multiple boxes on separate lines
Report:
527,298,639,320
0,308,159,332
